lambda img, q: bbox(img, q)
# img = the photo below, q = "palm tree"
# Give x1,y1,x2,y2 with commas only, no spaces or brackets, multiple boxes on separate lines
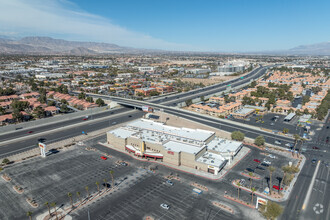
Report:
251,187,256,205
103,178,107,189
44,201,51,217
50,202,58,220
280,166,290,194
27,211,32,220
77,191,82,204
67,192,73,208
237,182,241,200
248,172,253,189
268,166,276,195
85,186,90,198
96,181,100,192
109,170,114,188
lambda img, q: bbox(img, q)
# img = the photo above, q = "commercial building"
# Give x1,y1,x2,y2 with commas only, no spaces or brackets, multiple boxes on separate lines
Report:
106,119,243,175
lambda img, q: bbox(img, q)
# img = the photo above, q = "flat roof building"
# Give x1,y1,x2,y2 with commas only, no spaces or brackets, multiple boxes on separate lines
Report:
106,119,243,175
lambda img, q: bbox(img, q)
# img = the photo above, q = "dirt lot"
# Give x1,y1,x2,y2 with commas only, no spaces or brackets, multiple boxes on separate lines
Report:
180,75,236,86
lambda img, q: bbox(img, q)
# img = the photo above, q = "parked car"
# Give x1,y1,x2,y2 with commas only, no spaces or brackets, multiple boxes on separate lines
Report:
120,162,128,166
263,160,271,165
160,203,170,210
311,159,317,164
273,185,283,191
27,131,33,134
275,140,281,145
261,163,269,167
267,154,276,159
312,146,320,150
256,166,265,171
166,180,174,186
100,156,107,160
253,159,261,163
246,168,255,173
285,143,294,147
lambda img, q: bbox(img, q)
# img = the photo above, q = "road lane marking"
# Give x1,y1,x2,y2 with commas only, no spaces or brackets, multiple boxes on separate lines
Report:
302,160,321,210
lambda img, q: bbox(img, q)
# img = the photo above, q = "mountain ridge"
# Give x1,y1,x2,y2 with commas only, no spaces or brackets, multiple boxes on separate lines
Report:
0,36,329,55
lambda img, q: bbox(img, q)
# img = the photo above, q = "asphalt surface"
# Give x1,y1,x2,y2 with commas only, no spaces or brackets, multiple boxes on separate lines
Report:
0,110,143,158
0,107,131,142
281,113,330,220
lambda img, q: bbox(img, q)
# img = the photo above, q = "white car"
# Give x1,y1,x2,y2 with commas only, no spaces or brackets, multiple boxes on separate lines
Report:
275,140,281,145
160,203,170,210
268,154,276,159
263,160,271,165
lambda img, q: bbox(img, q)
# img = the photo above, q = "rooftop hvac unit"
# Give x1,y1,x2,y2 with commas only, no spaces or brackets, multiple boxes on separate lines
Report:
203,159,207,162
213,148,215,150
211,160,214,163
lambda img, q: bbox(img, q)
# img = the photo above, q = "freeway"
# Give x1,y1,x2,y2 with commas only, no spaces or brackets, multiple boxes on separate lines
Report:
150,65,268,105
0,110,144,158
88,94,295,146
0,107,131,142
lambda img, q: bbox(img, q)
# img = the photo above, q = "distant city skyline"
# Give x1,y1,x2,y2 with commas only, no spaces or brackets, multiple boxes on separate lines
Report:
0,0,329,52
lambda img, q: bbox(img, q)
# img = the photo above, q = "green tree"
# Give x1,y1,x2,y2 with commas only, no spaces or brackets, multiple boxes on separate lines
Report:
95,98,105,107
60,99,68,104
103,178,107,189
96,181,100,192
283,128,289,134
302,95,310,105
67,192,73,208
231,131,245,141
149,90,160,96
280,166,291,194
76,191,82,204
47,100,56,106
78,92,86,100
50,202,58,220
11,100,29,111
86,96,94,103
109,170,114,189
248,172,254,189
185,99,193,106
2,158,10,165
85,186,90,198
254,136,265,146
261,201,283,220
33,106,45,118
251,187,256,205
12,109,24,122
26,211,33,220
237,182,241,200
44,202,51,217
268,166,276,195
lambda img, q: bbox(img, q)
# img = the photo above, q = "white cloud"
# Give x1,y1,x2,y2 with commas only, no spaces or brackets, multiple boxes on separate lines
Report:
0,0,193,50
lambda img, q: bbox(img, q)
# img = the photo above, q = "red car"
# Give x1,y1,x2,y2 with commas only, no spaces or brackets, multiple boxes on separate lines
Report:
312,146,320,150
273,185,283,190
83,118,88,121
254,159,261,163
27,131,33,134
100,156,107,160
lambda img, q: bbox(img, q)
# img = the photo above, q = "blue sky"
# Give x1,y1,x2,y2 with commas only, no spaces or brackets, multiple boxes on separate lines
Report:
0,0,329,51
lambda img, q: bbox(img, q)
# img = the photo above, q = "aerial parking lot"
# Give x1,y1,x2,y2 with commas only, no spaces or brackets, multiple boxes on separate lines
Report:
223,145,300,200
0,146,137,220
74,174,248,220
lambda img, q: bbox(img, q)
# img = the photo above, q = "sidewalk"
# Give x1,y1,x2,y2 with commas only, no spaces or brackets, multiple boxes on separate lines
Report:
99,142,251,181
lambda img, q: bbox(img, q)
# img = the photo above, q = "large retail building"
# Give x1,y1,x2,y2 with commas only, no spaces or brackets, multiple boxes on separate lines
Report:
107,119,242,175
